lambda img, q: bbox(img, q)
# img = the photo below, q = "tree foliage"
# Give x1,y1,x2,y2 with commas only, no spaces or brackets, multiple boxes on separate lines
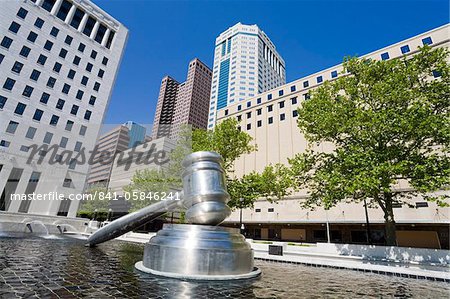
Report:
78,183,111,214
290,46,450,245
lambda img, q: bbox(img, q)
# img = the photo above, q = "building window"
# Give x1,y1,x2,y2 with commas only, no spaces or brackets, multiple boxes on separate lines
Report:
257,108,262,115
317,76,323,83
65,120,74,131
64,35,73,45
76,90,84,100
17,8,28,19
37,54,47,65
3,78,16,91
291,97,298,105
50,27,59,37
9,22,21,34
56,0,72,21
34,18,44,29
268,208,274,212
106,31,115,49
81,76,88,86
70,8,85,29
304,93,311,100
267,94,272,100
78,43,86,53
46,77,56,88
89,96,96,105
290,85,296,92
41,0,56,12
90,50,98,60
22,85,34,97
331,70,338,78
44,40,53,51
95,24,107,43
40,92,50,104
70,105,79,115
303,81,309,88
86,63,93,72
279,101,285,108
53,62,62,73
237,105,242,111
280,113,285,121
56,99,65,110
62,84,71,94
59,48,68,59
0,96,6,109
0,54,3,64
84,110,92,120
432,70,441,78
381,52,389,60
279,90,284,96
79,125,87,136
50,115,59,126
268,117,273,124
292,110,298,117
68,69,76,79
400,45,410,54
246,112,251,119
0,140,10,148
43,132,53,144
27,31,38,43
422,37,433,45
73,56,81,65
257,120,262,127
256,97,261,104
83,16,96,36
6,121,19,134
102,57,108,66
11,61,24,74
59,137,68,148
97,69,105,78
267,105,273,112
246,123,251,130
33,109,44,121
74,141,82,152
20,46,31,58
1,36,13,49
26,127,37,139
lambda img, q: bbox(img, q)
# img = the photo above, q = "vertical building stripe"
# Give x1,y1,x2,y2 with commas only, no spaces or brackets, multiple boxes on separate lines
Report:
217,59,230,110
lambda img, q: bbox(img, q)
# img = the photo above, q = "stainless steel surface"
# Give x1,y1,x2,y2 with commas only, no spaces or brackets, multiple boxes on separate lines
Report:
182,152,231,225
86,197,182,247
141,224,255,277
85,151,231,246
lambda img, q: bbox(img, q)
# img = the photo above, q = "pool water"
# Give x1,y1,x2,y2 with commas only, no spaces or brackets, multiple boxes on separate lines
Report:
0,234,448,298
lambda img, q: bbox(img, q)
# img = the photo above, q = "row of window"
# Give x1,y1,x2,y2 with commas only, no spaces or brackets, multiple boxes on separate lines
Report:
19,2,115,49
380,36,433,60
237,110,299,130
13,8,110,66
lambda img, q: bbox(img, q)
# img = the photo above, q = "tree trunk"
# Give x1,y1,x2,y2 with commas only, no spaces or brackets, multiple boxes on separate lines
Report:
383,192,397,246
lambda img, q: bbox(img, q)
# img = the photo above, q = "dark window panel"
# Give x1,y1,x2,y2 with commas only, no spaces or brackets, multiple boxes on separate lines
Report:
83,16,96,36
70,8,85,29
56,0,72,21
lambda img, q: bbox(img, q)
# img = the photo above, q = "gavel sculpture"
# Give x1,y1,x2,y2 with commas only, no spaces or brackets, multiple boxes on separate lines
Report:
87,152,260,280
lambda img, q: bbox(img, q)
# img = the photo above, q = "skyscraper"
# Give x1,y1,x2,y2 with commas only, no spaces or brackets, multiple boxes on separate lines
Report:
0,0,128,217
151,58,212,140
207,22,286,128
124,121,146,148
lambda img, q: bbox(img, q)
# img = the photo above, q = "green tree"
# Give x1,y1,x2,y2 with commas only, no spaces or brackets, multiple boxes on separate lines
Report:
192,118,256,173
290,46,450,245
78,183,111,217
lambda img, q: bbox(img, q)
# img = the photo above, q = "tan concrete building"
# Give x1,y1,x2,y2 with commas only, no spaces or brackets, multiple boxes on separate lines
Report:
151,58,212,140
87,125,130,186
217,24,450,248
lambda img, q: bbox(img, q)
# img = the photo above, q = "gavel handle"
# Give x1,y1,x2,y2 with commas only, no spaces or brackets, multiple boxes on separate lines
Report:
86,192,185,247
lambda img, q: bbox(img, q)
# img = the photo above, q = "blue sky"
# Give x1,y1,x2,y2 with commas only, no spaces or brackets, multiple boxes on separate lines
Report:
95,0,449,126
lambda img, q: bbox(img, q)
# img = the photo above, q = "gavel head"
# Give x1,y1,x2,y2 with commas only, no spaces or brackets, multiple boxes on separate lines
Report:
182,151,231,225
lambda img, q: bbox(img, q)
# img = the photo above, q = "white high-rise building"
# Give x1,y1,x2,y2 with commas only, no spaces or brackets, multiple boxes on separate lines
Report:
208,22,286,128
0,0,128,217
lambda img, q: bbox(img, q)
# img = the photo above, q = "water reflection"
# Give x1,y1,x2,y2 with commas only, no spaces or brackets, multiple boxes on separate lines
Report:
0,234,447,298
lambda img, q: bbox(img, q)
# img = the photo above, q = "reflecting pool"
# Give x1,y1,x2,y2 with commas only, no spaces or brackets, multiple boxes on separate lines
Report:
0,234,448,298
